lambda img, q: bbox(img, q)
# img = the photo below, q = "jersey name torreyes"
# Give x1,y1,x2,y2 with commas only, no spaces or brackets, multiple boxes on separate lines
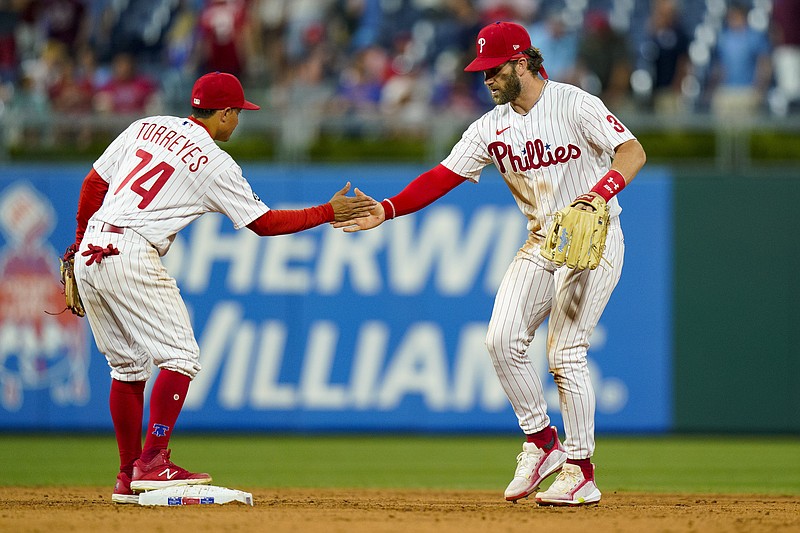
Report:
91,115,268,255
488,139,581,174
135,122,209,172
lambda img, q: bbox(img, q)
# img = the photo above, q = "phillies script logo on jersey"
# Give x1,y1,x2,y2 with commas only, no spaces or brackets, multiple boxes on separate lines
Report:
488,139,581,174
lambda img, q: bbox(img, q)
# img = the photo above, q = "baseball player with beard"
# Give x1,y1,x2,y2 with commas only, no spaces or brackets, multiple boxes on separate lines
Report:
336,21,646,506
64,72,376,503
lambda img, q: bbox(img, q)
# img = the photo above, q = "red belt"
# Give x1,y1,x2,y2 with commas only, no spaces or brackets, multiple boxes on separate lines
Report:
101,223,125,234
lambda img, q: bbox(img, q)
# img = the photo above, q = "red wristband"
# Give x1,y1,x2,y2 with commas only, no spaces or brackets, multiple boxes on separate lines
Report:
381,199,396,220
590,169,626,202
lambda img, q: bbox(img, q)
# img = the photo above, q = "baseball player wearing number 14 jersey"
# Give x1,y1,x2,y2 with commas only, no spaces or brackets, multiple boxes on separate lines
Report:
336,22,647,506
65,72,375,503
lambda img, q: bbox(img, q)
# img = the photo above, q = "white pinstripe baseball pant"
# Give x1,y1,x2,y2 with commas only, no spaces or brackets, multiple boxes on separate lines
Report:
486,218,624,460
74,222,201,382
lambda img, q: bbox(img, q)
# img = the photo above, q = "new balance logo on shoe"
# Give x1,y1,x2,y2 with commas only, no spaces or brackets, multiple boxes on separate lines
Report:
129,449,212,492
160,468,179,480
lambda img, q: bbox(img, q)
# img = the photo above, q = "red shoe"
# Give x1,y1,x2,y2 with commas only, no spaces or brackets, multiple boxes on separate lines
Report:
129,449,212,492
112,472,139,504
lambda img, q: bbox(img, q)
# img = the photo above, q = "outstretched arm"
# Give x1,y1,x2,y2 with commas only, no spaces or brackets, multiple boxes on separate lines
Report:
333,164,467,232
247,182,376,236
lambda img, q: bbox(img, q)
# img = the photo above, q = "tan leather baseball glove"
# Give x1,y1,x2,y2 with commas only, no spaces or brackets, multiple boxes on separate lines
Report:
60,245,85,317
540,194,610,271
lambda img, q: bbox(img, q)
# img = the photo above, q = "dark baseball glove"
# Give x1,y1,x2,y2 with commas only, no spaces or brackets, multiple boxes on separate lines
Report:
60,245,85,317
540,194,610,271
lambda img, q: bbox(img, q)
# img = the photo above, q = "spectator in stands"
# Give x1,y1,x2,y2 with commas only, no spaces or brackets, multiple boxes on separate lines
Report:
22,39,67,98
76,46,111,92
196,0,253,80
526,10,579,84
638,0,690,114
48,54,94,147
6,71,51,149
83,0,119,63
161,0,200,108
770,0,800,114
270,47,336,159
432,70,482,117
363,0,424,53
93,52,160,116
425,0,481,63
574,10,633,111
21,0,88,53
332,45,388,120
475,0,536,25
424,0,483,113
49,54,93,113
282,0,334,63
0,0,23,85
380,61,432,133
249,0,289,83
708,2,772,120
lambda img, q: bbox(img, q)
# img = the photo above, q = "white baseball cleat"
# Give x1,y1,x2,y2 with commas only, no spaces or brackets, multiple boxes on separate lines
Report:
504,426,568,501
535,462,602,506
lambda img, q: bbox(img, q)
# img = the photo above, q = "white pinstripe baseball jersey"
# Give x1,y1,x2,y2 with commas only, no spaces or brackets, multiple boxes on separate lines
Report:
91,115,268,255
441,80,635,238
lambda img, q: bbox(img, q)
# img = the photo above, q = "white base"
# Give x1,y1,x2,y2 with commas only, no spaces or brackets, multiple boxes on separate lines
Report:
138,484,254,506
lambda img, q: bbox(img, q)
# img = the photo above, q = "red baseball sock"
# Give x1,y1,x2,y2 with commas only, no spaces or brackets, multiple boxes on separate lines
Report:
525,427,557,451
567,458,594,480
109,379,145,476
140,369,190,463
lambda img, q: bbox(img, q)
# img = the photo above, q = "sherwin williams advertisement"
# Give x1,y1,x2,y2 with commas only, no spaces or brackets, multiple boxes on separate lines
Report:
0,164,671,433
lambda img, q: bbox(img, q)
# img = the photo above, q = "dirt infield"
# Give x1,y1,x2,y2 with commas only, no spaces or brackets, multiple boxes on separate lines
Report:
1,487,798,533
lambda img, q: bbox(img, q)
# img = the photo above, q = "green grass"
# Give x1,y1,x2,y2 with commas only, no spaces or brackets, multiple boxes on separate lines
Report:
1,434,798,495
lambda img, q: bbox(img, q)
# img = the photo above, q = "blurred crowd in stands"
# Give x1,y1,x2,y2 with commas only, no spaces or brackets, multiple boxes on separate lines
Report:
0,0,798,151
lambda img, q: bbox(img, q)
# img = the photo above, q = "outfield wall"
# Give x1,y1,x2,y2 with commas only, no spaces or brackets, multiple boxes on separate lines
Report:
673,172,800,433
0,163,675,433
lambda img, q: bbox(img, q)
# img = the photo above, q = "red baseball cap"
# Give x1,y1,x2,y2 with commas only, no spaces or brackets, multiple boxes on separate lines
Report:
191,72,260,110
464,21,548,79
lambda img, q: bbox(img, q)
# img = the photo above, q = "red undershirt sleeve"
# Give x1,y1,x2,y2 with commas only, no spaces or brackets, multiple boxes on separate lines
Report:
246,203,335,236
75,168,109,246
380,164,467,219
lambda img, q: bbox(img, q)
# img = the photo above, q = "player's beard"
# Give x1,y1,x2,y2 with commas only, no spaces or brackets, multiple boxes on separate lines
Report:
490,68,522,105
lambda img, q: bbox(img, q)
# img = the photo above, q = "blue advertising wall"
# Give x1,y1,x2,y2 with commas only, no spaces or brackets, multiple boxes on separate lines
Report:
0,164,672,433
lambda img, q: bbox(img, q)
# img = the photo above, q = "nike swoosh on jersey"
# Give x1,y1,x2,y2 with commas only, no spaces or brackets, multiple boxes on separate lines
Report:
496,126,511,135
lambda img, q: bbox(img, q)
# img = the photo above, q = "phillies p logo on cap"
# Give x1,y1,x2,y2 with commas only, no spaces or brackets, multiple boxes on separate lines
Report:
464,21,532,72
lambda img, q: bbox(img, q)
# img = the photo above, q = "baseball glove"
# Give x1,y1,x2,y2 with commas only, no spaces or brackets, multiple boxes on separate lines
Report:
60,245,85,317
540,194,610,271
